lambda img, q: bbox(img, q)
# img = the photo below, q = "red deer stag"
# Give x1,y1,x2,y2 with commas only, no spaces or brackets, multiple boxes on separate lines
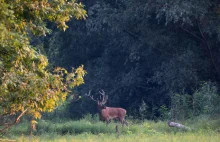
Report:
86,90,128,126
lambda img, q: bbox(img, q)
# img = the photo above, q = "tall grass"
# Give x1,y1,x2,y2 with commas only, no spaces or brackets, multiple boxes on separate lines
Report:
3,114,220,142
15,130,219,142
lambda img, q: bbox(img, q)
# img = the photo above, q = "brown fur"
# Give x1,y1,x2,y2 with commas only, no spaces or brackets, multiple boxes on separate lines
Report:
99,107,128,126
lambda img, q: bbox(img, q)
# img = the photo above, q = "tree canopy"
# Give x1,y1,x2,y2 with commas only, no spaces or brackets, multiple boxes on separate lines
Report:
42,0,220,119
0,0,87,132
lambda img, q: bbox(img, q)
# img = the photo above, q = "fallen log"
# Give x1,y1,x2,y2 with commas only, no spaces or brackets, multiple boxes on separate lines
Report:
168,121,191,130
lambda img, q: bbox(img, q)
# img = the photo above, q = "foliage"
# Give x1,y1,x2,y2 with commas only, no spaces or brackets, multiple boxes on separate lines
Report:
0,0,87,132
170,82,220,121
39,0,220,120
192,82,220,115
158,105,169,120
139,100,148,120
170,93,192,121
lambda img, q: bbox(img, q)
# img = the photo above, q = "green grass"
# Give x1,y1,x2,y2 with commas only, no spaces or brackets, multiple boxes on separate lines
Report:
13,131,219,142
2,115,220,142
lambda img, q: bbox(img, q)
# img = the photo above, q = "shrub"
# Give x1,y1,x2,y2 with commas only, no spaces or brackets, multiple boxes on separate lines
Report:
170,82,220,121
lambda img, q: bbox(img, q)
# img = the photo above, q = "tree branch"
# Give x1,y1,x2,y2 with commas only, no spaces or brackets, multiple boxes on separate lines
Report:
197,22,220,80
0,109,28,133
180,23,220,81
179,26,203,42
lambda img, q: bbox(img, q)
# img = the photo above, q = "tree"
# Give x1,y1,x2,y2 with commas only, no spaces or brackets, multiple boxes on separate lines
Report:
0,0,87,132
39,0,220,120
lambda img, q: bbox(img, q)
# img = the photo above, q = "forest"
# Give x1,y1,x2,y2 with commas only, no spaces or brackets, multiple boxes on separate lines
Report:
0,0,220,141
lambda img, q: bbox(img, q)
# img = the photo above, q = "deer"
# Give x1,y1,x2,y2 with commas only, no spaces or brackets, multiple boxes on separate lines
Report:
86,90,128,126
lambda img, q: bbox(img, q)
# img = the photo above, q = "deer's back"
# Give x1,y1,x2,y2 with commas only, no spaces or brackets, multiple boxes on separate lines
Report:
101,107,126,119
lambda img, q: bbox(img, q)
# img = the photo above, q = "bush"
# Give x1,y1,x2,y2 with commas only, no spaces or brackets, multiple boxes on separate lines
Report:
193,82,220,115
170,82,220,121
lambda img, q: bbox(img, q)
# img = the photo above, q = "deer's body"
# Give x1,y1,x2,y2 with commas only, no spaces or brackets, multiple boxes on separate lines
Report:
86,90,128,126
99,107,127,125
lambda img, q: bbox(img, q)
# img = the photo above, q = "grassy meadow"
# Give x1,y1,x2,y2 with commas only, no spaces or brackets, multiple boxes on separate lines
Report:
1,115,220,142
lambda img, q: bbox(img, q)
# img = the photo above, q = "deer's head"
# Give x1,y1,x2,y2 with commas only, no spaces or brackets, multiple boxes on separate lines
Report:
86,90,108,109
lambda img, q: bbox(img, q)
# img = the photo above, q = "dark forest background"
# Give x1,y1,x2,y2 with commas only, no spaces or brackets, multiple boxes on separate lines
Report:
37,0,220,121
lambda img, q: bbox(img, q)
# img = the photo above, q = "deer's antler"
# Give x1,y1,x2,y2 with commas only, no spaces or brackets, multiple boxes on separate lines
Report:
85,90,99,103
99,89,108,104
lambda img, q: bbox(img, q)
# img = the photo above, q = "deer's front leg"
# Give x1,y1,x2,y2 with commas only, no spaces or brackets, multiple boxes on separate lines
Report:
106,117,111,126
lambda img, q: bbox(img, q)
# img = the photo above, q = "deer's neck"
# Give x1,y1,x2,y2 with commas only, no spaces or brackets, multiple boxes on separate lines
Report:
97,106,107,112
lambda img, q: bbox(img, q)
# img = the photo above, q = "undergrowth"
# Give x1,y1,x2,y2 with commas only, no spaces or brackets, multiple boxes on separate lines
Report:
1,114,220,141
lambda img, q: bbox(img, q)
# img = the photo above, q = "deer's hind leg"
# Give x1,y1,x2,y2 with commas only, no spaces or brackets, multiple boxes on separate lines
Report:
123,119,128,126
119,117,128,127
119,118,125,127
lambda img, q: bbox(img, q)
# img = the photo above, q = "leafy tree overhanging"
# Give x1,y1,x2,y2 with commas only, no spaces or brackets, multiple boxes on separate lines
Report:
0,0,87,132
